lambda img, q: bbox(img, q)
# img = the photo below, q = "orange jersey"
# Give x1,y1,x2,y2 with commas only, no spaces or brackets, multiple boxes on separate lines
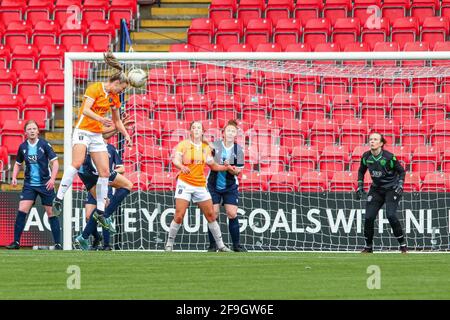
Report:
75,82,121,133
175,140,213,187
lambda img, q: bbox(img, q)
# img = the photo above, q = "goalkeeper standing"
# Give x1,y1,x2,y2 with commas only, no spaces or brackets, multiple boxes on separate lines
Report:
355,132,407,253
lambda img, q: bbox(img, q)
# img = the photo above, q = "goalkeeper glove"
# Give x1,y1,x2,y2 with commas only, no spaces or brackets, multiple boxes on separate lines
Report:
394,181,404,199
355,182,366,200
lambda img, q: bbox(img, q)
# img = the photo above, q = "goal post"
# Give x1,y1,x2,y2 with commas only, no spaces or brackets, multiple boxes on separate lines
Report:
63,51,450,251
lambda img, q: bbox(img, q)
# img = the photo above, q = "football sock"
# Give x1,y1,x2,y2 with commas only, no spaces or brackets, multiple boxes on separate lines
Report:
208,221,225,249
48,216,61,245
13,211,27,243
104,188,130,218
167,221,181,246
228,217,240,247
96,177,109,212
57,165,78,200
103,229,110,247
82,214,98,239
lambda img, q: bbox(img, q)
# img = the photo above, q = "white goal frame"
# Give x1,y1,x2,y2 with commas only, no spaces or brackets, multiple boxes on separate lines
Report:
63,51,450,250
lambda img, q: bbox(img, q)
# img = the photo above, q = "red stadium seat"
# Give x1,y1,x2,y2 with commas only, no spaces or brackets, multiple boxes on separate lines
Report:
226,43,253,52
0,45,10,70
420,17,449,50
431,41,450,67
244,18,272,51
54,0,82,28
262,71,290,100
319,144,349,179
16,69,44,98
390,93,420,124
411,0,439,24
339,41,367,64
309,119,339,151
0,119,25,155
270,93,299,122
351,78,378,97
232,68,260,102
279,119,309,152
82,0,109,24
4,20,32,48
203,67,231,100
389,145,413,168
323,0,351,25
108,0,136,28
255,43,282,52
303,18,332,50
241,94,270,122
175,68,202,97
264,0,293,26
215,19,244,51
313,43,340,65
147,68,174,101
300,94,329,122
209,0,237,26
0,0,26,25
210,94,240,124
411,145,439,179
361,18,390,50
273,19,301,51
332,18,361,50
429,120,450,148
284,42,312,52
293,0,322,26
168,43,195,73
125,94,152,119
0,69,16,95
291,74,319,99
299,171,328,192
160,120,190,150
421,93,450,125
400,119,430,150
420,172,450,192
381,0,409,23
43,69,64,107
441,148,450,173
321,75,349,96
290,145,319,176
268,171,299,192
21,94,52,130
134,120,161,141
139,145,168,164
330,171,357,191
125,171,150,191
239,171,269,191
196,44,224,52
352,0,381,25
68,44,94,80
411,75,439,100
37,45,65,76
391,17,419,50
350,145,369,170
25,0,54,27
187,18,215,47
360,95,389,124
373,42,400,67
403,171,421,192
380,78,408,99
331,94,359,124
87,20,116,52
403,42,430,67
153,94,181,122
443,0,450,20
140,162,165,176
340,119,369,150
236,0,265,26
59,21,87,49
31,20,60,51
0,94,21,127
182,94,209,122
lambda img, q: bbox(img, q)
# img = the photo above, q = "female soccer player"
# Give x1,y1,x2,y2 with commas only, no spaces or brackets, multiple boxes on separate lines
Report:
6,120,60,250
52,51,132,221
165,121,235,252
75,116,134,251
206,120,246,252
356,132,407,254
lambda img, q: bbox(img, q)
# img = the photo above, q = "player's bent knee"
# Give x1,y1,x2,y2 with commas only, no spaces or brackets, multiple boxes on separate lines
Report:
173,216,183,224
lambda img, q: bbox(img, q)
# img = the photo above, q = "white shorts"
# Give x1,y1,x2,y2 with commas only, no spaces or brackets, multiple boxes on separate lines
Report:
175,179,212,203
72,129,107,153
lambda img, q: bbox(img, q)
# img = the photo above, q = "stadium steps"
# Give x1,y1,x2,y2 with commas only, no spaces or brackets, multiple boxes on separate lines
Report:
130,0,209,51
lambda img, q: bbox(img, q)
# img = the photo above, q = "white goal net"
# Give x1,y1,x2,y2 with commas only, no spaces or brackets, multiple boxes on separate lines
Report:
63,52,450,251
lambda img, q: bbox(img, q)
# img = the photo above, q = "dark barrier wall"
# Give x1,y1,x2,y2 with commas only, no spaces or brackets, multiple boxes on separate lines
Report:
1,191,449,250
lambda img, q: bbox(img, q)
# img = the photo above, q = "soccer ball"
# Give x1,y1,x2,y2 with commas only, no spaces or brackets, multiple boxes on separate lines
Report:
127,68,147,88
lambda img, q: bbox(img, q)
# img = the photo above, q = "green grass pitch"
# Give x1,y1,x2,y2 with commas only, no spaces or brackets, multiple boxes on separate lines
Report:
1,251,450,299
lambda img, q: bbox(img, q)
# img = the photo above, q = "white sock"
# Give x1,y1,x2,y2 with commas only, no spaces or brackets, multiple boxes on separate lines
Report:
166,220,181,246
208,221,225,249
56,165,78,200
96,177,109,212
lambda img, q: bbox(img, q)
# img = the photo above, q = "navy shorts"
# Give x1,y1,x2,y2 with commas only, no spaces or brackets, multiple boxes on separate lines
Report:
78,171,118,192
20,184,55,206
208,186,239,206
85,187,114,205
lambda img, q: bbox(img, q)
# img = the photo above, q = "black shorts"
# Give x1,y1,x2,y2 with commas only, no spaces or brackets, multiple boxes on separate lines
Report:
20,184,55,206
78,171,118,191
208,186,239,206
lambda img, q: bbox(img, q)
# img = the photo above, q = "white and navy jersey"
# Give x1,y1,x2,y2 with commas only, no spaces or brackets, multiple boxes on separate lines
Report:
207,140,244,191
78,143,123,176
16,139,58,187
